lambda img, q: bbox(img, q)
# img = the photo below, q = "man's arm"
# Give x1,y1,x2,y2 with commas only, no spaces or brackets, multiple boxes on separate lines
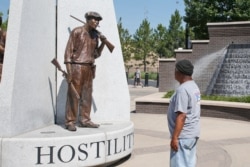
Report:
170,111,186,151
94,35,106,58
64,30,76,82
97,40,105,55
0,45,4,54
65,63,72,83
0,31,6,54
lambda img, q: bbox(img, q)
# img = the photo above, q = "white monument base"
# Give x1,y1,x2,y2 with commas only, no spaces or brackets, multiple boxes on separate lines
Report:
1,122,134,167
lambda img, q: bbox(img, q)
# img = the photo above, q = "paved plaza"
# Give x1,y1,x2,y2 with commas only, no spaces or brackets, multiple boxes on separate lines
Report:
114,85,250,167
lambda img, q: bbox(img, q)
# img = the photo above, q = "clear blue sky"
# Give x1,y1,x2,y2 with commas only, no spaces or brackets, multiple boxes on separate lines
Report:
114,0,185,34
0,0,10,20
1,0,185,34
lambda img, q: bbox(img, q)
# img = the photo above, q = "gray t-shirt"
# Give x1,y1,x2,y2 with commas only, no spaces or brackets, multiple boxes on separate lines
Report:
167,80,201,139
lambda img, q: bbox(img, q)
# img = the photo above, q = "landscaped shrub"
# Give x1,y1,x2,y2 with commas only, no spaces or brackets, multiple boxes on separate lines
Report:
128,72,158,80
164,90,250,103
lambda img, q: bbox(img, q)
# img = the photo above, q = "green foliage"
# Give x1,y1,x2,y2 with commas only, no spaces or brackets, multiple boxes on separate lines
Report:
141,72,158,80
133,19,154,72
164,90,250,103
153,24,169,58
201,95,250,103
128,71,158,80
117,9,186,71
153,10,185,58
184,0,250,39
1,21,8,31
166,10,185,57
128,73,134,79
164,90,175,98
0,11,8,31
117,18,133,63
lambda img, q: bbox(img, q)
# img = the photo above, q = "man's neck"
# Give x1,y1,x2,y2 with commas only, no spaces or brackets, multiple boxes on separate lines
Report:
179,76,192,84
84,24,94,32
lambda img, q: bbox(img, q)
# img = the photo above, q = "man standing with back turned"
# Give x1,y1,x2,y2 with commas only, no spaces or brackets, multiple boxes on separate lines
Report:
167,59,201,167
64,11,107,131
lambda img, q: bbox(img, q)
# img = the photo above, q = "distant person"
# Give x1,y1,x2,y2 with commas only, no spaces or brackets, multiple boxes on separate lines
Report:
64,11,107,131
167,59,201,167
0,16,6,82
134,67,143,88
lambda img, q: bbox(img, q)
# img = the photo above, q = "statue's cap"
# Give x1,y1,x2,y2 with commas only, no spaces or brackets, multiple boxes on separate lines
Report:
85,11,102,21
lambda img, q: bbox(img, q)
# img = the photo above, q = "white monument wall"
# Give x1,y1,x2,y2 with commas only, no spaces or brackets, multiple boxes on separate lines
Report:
0,0,130,135
0,0,57,137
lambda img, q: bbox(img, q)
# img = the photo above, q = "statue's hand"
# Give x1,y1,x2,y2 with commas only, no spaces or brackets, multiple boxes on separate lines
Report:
99,34,107,42
65,63,72,83
67,73,72,83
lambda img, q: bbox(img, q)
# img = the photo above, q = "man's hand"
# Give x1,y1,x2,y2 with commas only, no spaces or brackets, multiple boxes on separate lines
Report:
170,112,186,152
170,137,179,151
0,45,4,54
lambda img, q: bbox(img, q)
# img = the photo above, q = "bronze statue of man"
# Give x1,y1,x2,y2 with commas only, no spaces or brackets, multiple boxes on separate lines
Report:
64,11,106,131
0,16,6,82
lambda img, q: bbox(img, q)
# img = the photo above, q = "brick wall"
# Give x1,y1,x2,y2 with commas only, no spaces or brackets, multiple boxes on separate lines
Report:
159,21,250,93
136,101,250,122
136,102,168,114
159,58,177,92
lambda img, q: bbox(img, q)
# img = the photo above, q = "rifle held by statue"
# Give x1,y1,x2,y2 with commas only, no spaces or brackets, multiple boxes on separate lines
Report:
51,58,80,100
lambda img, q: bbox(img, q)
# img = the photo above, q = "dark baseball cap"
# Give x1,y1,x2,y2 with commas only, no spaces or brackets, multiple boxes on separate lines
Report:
175,59,194,76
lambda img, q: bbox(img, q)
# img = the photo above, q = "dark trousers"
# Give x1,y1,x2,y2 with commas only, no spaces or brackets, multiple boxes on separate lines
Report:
65,64,94,126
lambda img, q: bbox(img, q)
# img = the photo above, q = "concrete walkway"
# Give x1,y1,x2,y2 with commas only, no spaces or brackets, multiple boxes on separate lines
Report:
114,85,250,167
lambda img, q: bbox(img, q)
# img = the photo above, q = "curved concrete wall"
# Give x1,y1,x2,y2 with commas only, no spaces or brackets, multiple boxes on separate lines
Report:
2,122,134,167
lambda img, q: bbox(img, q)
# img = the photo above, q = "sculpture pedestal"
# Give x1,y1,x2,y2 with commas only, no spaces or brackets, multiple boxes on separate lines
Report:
1,122,133,166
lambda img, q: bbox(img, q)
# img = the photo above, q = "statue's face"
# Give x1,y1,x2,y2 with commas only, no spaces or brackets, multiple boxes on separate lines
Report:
87,17,100,29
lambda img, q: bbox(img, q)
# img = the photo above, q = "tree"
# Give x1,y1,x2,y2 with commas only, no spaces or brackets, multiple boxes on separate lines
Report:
0,11,8,31
147,10,185,59
184,0,250,39
153,24,169,58
117,18,133,71
166,10,185,57
133,19,153,72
